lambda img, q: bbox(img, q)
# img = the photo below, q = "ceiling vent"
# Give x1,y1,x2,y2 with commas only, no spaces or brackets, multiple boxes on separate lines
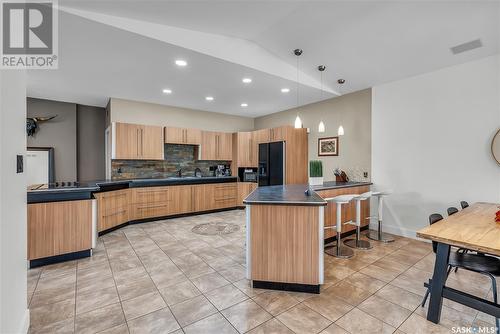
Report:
450,39,483,55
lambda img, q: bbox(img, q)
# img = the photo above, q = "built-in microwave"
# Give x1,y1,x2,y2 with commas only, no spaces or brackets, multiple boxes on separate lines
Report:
238,167,258,183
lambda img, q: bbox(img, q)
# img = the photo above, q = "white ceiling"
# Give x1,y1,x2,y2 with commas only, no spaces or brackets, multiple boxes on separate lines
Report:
28,1,500,117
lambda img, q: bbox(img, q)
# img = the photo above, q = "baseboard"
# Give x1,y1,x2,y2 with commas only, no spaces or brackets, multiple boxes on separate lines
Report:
20,309,30,334
369,222,418,239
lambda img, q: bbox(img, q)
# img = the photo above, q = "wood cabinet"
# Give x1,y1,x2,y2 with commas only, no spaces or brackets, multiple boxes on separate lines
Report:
200,131,233,161
232,132,257,169
193,183,237,211
28,200,93,260
269,127,286,142
284,127,308,184
238,182,257,206
94,189,130,232
131,185,193,220
315,185,371,239
113,122,164,160
253,128,270,144
164,127,202,145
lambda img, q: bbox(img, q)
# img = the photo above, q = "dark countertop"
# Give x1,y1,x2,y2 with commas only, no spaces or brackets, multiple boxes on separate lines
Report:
243,184,327,206
28,176,238,204
310,181,372,191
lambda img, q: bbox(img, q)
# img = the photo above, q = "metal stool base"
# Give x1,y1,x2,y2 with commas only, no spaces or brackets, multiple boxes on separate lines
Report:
366,230,394,243
343,238,372,250
325,244,355,259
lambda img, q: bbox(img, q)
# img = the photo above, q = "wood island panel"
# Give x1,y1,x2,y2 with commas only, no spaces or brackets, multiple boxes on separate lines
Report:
315,185,370,239
28,200,93,260
250,204,320,285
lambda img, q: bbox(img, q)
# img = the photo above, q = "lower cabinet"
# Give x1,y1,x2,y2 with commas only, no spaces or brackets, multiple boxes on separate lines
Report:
95,183,238,233
94,189,130,232
28,200,93,260
238,182,257,206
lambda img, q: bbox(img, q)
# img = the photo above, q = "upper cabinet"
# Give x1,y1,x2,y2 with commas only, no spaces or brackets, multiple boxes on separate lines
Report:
233,132,257,168
269,126,286,142
164,127,202,145
200,131,233,161
113,122,164,160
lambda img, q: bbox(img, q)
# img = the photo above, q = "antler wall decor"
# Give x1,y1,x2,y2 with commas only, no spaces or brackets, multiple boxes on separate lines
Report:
26,115,57,137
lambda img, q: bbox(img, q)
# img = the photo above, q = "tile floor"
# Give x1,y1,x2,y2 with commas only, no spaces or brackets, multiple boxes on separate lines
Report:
27,209,498,333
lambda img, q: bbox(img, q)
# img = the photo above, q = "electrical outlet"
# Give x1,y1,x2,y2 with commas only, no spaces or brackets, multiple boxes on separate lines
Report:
363,172,368,178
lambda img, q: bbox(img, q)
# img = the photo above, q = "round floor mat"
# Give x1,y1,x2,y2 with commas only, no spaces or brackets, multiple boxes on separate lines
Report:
191,222,240,235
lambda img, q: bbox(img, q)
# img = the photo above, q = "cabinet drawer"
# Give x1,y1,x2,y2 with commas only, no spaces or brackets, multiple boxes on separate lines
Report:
132,187,170,204
213,184,237,201
132,203,170,220
100,208,129,231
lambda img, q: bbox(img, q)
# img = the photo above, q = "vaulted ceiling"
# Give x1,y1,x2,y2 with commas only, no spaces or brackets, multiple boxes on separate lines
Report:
27,1,500,117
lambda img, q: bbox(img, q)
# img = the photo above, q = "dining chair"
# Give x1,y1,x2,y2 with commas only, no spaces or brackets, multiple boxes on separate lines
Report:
461,201,469,209
447,207,459,216
422,214,500,331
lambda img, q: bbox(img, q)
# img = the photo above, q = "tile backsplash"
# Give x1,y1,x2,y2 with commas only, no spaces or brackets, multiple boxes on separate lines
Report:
111,144,230,180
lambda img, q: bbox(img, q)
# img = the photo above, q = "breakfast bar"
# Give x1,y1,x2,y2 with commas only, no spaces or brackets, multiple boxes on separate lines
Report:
244,184,327,293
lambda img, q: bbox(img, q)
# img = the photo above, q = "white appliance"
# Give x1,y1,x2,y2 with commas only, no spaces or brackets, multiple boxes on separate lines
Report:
26,148,54,185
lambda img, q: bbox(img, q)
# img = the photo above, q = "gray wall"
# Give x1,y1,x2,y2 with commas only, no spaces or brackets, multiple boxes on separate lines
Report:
27,98,77,181
254,89,372,182
77,105,106,181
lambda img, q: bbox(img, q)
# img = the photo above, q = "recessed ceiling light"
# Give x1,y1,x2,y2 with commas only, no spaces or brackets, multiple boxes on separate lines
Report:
205,96,214,101
242,78,252,84
241,103,248,107
281,88,290,93
175,59,187,67
162,89,172,94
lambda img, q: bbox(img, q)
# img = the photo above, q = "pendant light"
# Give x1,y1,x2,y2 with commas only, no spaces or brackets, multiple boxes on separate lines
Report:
337,78,346,136
294,49,303,129
317,65,326,133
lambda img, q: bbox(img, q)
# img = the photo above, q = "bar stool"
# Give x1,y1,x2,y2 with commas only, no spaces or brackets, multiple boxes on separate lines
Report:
447,207,459,216
324,194,358,259
366,190,394,243
344,192,373,250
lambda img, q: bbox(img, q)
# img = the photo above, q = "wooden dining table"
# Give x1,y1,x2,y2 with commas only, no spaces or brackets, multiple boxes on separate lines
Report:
417,202,500,324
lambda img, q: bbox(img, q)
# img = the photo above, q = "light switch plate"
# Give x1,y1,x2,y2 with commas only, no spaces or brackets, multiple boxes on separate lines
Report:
17,155,23,173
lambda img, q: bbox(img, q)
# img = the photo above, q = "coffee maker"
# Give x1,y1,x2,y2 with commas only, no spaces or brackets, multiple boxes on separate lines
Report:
214,164,231,177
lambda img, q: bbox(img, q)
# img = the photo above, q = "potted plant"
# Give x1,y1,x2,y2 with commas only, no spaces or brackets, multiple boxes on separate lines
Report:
309,160,324,186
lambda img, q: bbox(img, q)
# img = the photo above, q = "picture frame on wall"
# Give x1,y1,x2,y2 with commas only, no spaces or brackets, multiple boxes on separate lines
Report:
318,137,339,156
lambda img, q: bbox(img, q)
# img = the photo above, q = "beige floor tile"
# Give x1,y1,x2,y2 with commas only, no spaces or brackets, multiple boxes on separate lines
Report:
415,304,475,330
149,267,187,289
323,264,356,282
113,266,149,286
29,285,75,308
252,291,299,316
345,272,386,294
336,308,395,334
170,295,218,327
398,313,450,334
116,276,157,302
391,272,428,297
30,299,75,330
76,286,120,315
358,295,412,328
190,272,230,293
40,261,77,278
98,323,129,334
277,303,331,334
121,291,167,321
372,257,410,273
77,273,115,294
359,264,400,282
218,264,247,282
221,299,272,333
127,308,180,334
183,313,238,334
233,279,266,298
303,295,354,322
375,284,422,311
320,323,349,334
247,318,294,334
205,256,239,271
29,317,74,334
75,303,125,334
159,280,201,306
205,284,248,310
181,262,215,279
36,272,76,291
323,281,372,306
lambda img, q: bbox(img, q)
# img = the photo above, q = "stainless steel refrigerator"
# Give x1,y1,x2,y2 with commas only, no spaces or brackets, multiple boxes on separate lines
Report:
258,141,285,186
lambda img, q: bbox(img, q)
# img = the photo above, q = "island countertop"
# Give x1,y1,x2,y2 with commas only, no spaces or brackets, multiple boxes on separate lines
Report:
243,184,327,206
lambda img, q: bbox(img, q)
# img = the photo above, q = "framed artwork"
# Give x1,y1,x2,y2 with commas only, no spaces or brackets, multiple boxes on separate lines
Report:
318,137,339,156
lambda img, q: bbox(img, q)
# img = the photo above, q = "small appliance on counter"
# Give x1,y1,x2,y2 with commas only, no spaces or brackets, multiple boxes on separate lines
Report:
238,167,258,183
212,164,231,177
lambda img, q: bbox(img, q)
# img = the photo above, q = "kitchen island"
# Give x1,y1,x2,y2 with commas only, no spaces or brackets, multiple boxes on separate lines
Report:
243,184,327,293
243,181,371,293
